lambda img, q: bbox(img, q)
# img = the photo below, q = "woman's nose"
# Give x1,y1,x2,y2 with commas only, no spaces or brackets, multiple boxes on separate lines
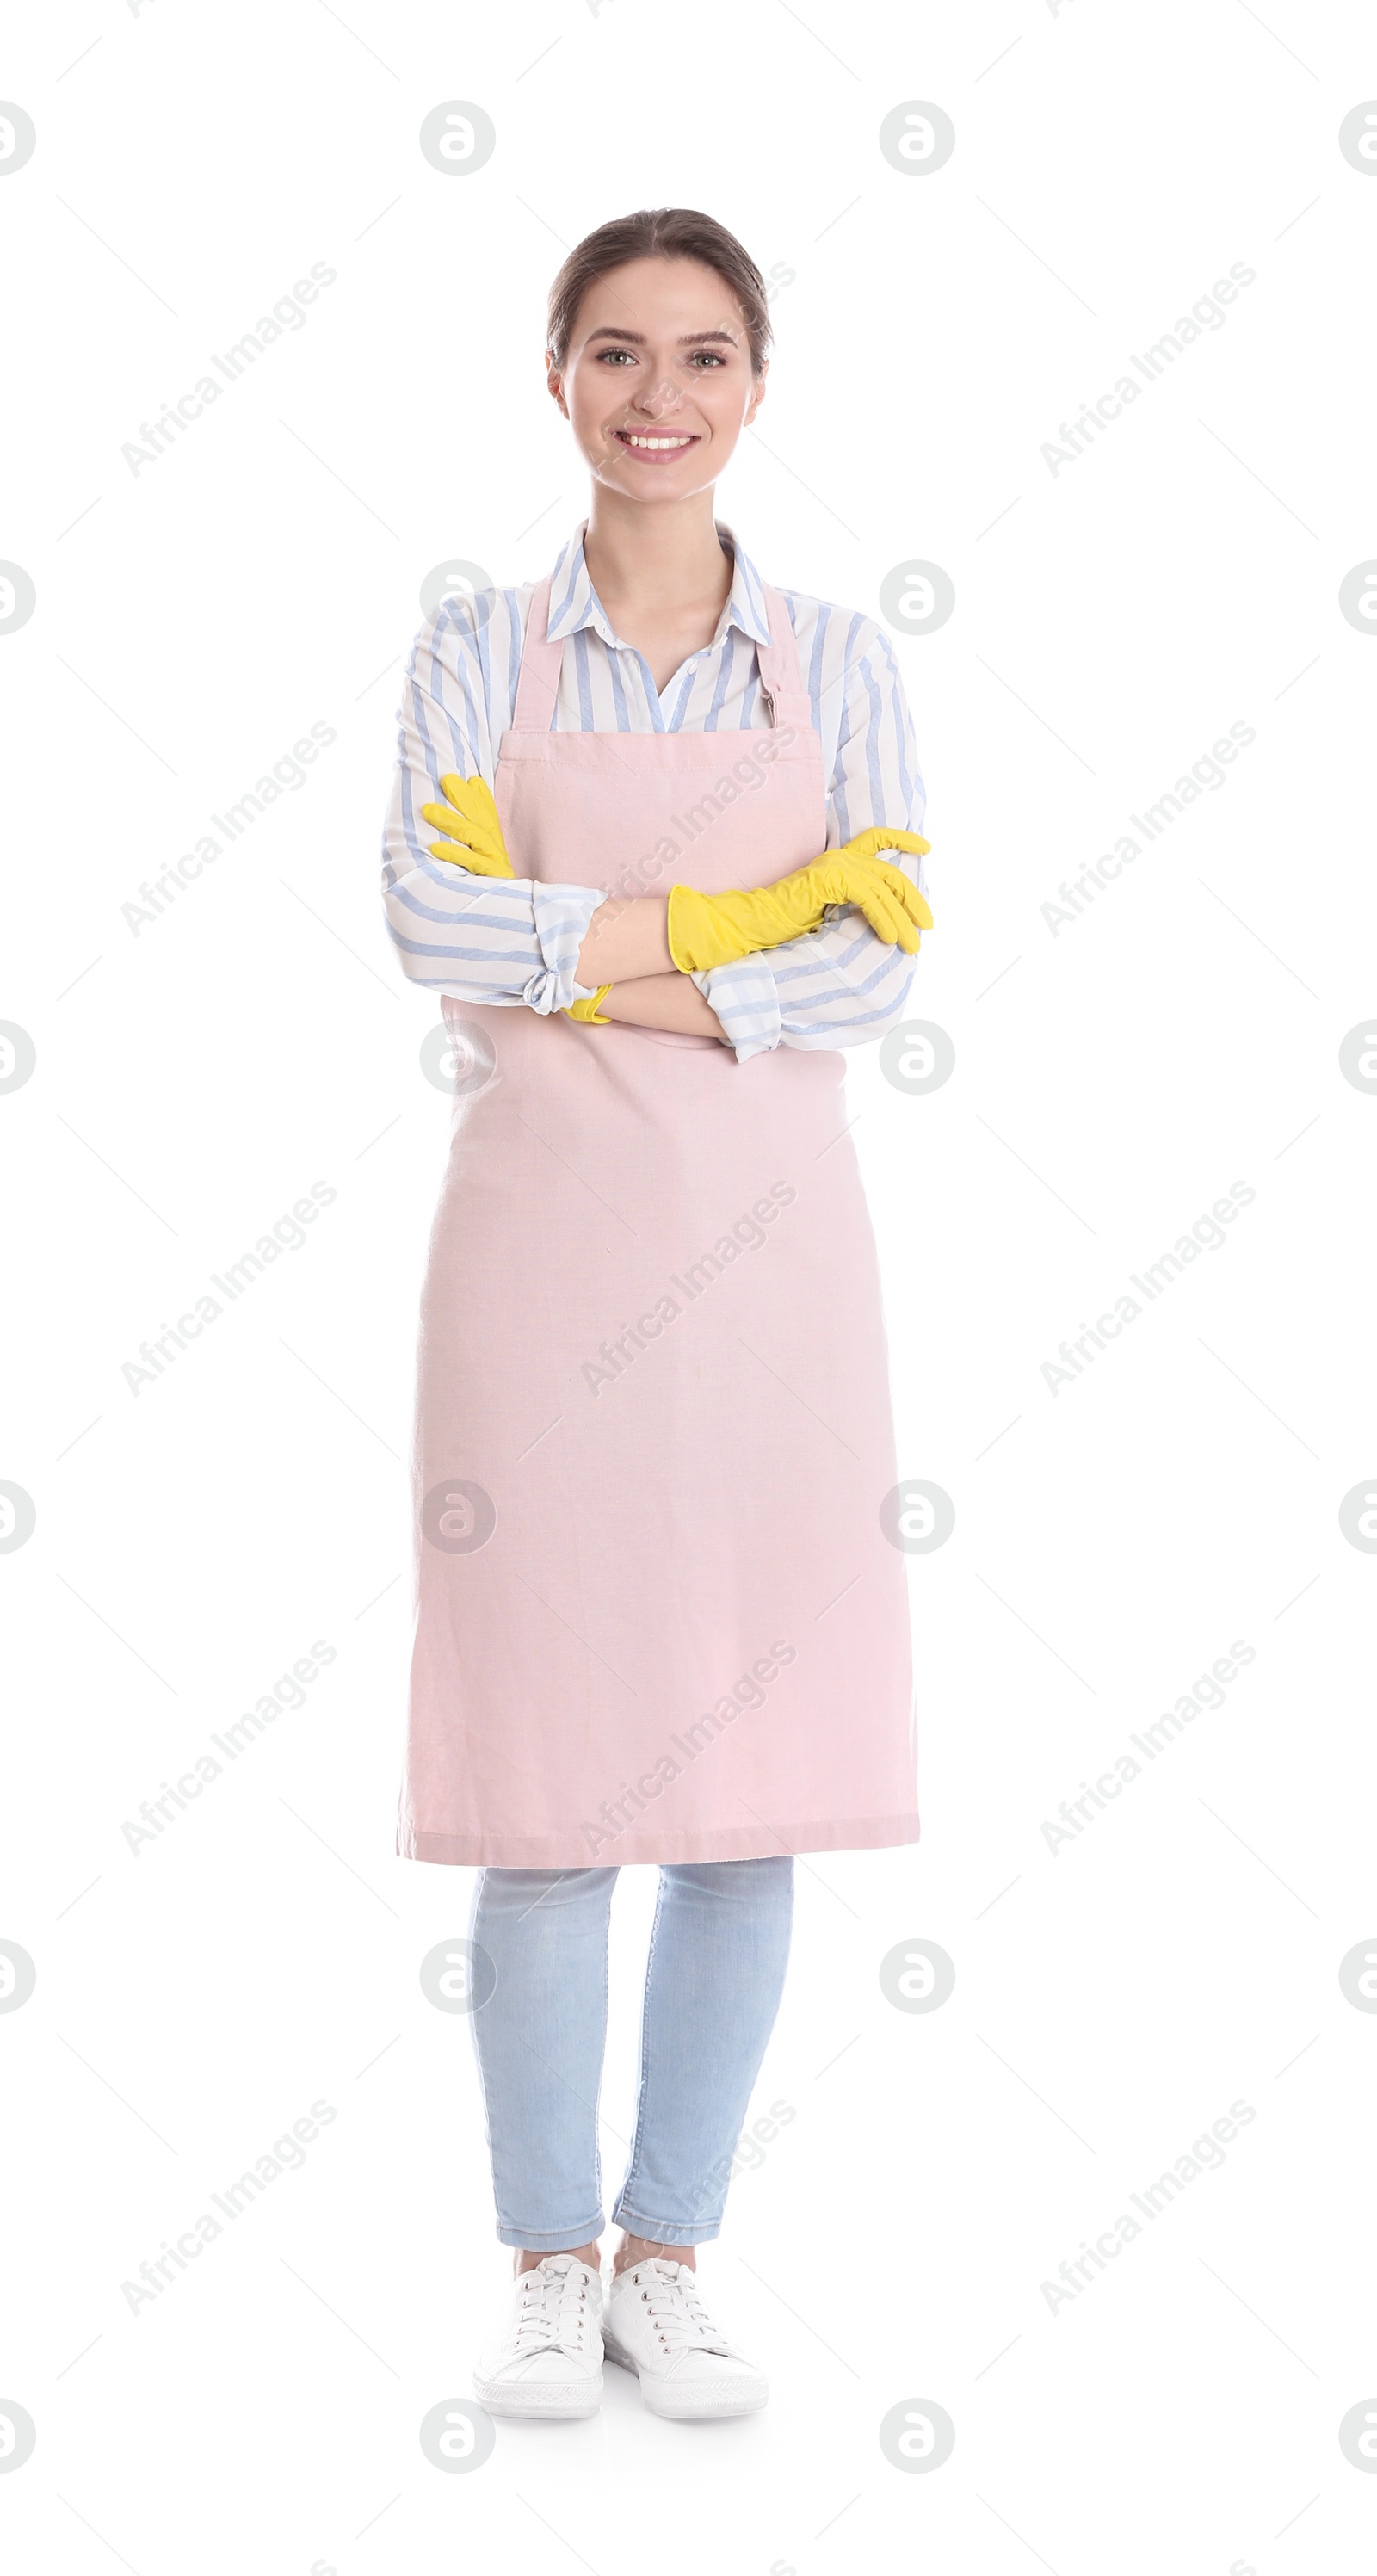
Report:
634,376,683,419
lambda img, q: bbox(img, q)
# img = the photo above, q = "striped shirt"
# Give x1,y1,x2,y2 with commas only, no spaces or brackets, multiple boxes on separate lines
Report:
381,522,928,1062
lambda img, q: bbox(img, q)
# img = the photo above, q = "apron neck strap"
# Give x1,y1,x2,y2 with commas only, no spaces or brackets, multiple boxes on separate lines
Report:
754,584,813,731
511,575,563,732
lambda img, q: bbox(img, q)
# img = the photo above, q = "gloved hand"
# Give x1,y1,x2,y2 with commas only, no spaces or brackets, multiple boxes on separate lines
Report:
419,774,515,879
565,985,613,1025
666,827,932,974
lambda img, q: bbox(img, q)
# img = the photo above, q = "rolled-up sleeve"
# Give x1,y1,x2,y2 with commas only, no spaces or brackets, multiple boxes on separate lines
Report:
381,597,604,1012
695,620,929,1063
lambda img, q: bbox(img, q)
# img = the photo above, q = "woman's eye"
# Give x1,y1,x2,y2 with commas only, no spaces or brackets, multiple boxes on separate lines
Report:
594,348,726,368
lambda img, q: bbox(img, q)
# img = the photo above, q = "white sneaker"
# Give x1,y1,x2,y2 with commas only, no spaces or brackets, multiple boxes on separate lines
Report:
472,2255,604,2418
602,2258,769,2419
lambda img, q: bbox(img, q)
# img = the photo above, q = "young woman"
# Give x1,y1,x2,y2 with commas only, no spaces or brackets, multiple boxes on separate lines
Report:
381,208,931,2424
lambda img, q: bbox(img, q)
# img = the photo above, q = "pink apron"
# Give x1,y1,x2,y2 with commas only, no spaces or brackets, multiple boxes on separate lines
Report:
398,572,918,1867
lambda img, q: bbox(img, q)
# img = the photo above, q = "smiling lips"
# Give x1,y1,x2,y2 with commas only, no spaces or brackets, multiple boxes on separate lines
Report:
613,428,700,460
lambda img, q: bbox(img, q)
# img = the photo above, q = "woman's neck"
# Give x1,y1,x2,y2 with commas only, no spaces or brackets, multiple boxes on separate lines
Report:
582,488,732,625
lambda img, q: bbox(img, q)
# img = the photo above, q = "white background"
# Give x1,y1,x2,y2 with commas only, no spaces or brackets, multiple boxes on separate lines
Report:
3,2,1376,2569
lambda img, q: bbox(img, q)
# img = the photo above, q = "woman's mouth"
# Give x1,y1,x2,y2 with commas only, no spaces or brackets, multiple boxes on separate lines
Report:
612,428,701,462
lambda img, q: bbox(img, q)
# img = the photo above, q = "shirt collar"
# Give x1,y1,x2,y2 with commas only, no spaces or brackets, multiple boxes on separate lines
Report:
545,521,773,652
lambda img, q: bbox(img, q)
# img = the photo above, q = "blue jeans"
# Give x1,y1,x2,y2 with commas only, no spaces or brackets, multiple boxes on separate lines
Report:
467,1858,794,2251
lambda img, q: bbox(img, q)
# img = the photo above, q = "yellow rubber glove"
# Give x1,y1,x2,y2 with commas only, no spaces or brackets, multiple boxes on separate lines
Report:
666,828,932,974
419,774,515,879
565,985,613,1025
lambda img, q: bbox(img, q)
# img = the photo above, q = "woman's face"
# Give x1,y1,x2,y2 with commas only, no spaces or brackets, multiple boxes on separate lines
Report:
549,256,767,504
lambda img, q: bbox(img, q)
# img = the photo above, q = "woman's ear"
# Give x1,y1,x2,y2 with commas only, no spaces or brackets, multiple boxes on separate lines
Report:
546,350,570,420
744,359,769,429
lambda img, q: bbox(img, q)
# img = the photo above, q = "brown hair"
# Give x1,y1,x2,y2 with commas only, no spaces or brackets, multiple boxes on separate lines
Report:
546,208,772,376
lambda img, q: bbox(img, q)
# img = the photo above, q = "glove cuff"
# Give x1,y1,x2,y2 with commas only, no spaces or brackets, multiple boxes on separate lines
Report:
667,883,724,973
565,984,613,1025
669,881,804,972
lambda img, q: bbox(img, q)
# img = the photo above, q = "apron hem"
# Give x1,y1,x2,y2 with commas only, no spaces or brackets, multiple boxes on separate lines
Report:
398,1815,921,1868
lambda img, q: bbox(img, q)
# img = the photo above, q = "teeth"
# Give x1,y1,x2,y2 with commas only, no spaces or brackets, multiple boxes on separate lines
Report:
622,433,693,450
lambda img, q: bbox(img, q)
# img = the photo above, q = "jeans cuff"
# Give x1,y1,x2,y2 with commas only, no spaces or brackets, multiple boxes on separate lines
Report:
495,2211,606,2251
608,2200,721,2246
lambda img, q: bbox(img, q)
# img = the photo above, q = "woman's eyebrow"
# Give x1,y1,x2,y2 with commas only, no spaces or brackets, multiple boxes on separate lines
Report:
584,327,740,348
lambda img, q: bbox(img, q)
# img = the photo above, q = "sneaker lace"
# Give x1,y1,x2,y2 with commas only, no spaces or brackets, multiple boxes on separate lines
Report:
631,2259,732,2355
512,2258,595,2355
